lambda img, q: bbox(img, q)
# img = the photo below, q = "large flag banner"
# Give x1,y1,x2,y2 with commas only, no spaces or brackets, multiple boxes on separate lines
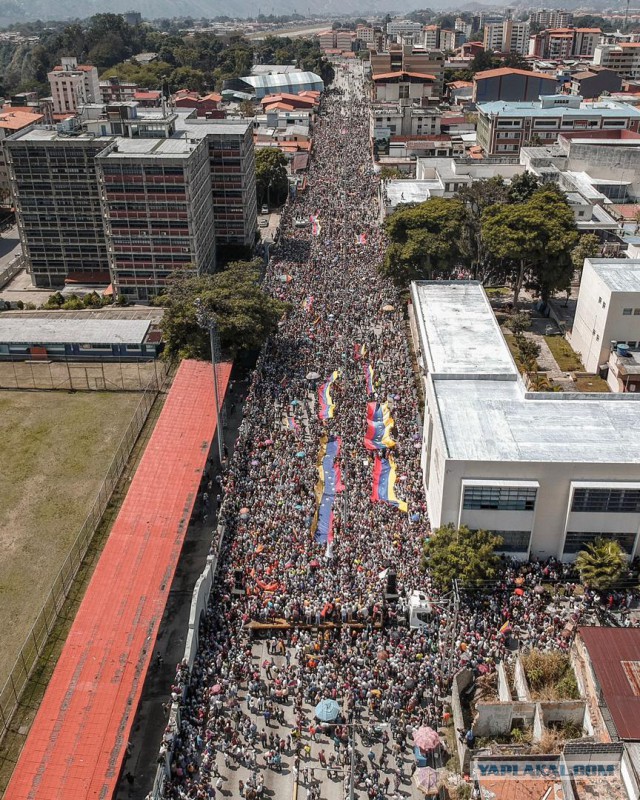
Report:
371,454,407,512
287,416,300,434
364,363,375,395
318,370,339,421
364,401,395,451
314,435,345,543
302,295,314,313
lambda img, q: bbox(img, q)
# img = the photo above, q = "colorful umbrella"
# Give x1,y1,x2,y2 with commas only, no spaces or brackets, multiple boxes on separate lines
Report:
413,726,441,753
514,588,525,596
413,767,439,795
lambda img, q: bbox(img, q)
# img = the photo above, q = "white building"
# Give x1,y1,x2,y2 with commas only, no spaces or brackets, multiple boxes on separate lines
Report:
593,43,640,80
483,20,530,55
571,259,640,379
47,56,100,114
410,280,640,560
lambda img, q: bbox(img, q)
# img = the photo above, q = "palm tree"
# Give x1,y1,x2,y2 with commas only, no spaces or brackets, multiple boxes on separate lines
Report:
576,538,627,591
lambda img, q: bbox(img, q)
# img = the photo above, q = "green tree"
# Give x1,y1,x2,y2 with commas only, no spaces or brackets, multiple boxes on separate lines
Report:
470,49,500,74
160,261,288,359
481,188,578,307
506,310,531,336
170,66,207,93
576,538,627,591
239,99,256,118
507,172,542,204
571,233,602,274
456,177,509,279
381,198,466,287
255,148,289,208
422,524,504,590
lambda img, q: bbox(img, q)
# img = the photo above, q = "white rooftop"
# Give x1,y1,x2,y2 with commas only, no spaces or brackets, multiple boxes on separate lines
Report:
412,280,640,464
434,379,640,463
588,259,640,293
383,180,434,208
0,318,150,345
411,281,517,378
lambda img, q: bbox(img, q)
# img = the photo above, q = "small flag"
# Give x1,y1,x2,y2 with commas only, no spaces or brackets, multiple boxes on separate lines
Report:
287,416,300,433
499,621,512,635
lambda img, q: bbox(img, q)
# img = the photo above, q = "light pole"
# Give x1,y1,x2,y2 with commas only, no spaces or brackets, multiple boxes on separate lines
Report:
195,299,225,464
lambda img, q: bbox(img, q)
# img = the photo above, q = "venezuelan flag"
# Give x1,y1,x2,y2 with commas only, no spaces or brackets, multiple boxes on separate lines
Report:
287,416,300,434
364,363,375,395
364,401,395,451
310,215,321,236
499,621,512,635
314,435,345,543
318,370,339,421
371,455,407,512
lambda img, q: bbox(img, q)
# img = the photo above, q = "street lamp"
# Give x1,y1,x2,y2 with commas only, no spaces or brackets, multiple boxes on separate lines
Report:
195,298,225,464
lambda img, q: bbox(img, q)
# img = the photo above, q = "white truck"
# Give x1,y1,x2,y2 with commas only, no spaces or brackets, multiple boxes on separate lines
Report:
399,590,432,630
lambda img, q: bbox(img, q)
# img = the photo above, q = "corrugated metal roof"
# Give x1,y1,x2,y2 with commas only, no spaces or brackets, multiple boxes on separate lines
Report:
239,71,324,98
0,318,151,345
579,627,640,740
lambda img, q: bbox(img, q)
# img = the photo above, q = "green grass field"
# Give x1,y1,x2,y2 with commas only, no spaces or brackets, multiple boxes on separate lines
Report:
0,390,142,688
544,336,584,372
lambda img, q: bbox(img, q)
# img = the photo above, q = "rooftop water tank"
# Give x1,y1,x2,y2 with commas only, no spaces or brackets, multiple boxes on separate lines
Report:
617,343,631,357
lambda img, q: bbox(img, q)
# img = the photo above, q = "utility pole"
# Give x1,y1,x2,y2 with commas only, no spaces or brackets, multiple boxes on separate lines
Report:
195,299,225,463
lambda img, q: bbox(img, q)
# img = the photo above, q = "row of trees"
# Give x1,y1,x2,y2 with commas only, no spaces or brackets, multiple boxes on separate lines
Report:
423,524,631,593
381,174,599,307
9,14,333,96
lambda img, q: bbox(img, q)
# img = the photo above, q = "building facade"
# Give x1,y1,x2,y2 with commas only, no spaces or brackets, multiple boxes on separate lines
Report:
99,77,138,104
473,67,558,102
593,43,640,79
483,20,530,55
5,129,114,287
570,259,640,374
410,280,640,561
477,94,640,156
530,9,574,28
97,136,216,302
570,68,623,98
48,57,101,114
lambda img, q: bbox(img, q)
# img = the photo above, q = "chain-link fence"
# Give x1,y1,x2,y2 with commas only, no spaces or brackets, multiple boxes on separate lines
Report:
0,368,168,737
0,358,165,392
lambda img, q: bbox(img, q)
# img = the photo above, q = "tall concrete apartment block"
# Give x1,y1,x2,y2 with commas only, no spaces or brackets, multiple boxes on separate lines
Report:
48,57,101,114
97,136,216,302
4,130,114,287
179,118,257,249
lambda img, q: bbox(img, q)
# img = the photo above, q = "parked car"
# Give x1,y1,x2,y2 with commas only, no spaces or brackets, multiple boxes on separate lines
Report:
261,205,269,214
259,219,269,228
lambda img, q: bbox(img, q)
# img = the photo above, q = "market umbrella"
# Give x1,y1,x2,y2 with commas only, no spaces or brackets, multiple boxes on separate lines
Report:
306,371,320,380
239,508,250,519
413,726,441,753
382,304,395,312
315,698,341,722
296,451,306,458
514,588,525,596
413,767,439,795
310,559,320,568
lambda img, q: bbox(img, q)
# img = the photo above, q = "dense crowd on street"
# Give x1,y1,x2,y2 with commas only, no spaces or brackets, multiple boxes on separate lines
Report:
158,63,638,800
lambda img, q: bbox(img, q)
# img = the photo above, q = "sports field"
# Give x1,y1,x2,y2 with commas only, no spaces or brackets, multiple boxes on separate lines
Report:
0,390,142,687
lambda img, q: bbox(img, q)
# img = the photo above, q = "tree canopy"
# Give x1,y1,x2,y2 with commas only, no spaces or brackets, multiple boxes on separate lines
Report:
422,524,504,591
575,538,628,592
255,148,289,209
381,198,466,287
481,187,578,306
456,177,509,279
159,261,288,359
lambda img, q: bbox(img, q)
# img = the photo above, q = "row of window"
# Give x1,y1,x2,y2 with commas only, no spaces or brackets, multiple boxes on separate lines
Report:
563,531,636,555
571,488,640,514
462,486,537,511
622,308,640,316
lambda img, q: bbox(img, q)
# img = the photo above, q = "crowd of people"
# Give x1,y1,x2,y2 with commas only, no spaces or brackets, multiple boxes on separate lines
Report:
158,62,638,800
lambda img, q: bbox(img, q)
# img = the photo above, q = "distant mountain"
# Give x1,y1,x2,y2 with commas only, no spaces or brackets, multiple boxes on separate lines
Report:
1,0,456,27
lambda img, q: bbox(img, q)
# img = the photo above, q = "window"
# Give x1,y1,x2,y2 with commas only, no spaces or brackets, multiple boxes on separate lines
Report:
623,308,632,315
571,487,640,513
628,341,637,349
490,531,532,553
563,531,636,555
635,309,640,315
463,486,537,511
602,302,606,309
598,296,602,304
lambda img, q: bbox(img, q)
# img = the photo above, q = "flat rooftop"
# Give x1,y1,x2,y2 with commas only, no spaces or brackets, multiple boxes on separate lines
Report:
8,127,113,144
433,378,640,463
383,180,435,207
0,318,150,344
588,258,640,293
413,280,640,464
478,99,640,119
411,282,518,378
98,134,198,158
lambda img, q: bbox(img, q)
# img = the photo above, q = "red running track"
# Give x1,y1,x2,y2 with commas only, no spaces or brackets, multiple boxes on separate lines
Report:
6,359,231,800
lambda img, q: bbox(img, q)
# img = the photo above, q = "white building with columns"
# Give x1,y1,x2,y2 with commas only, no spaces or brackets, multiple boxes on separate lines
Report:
410,280,640,561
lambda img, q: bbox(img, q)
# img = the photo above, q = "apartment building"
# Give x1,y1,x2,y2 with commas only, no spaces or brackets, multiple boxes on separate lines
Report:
97,135,216,302
593,43,640,80
483,20,530,55
455,17,473,39
423,25,440,49
439,30,458,51
178,118,257,250
530,8,574,27
530,28,603,60
47,57,101,114
0,108,44,194
4,129,114,287
99,77,138,104
477,94,640,156
386,20,423,40
371,45,445,96
335,30,354,52
371,71,436,102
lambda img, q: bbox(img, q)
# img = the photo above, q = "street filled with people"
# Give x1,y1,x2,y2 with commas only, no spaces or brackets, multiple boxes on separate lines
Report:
159,62,638,800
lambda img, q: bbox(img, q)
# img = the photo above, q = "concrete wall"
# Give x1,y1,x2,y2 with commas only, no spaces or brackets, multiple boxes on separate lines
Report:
514,657,532,701
473,701,536,736
452,669,474,774
497,662,512,702
539,700,586,731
